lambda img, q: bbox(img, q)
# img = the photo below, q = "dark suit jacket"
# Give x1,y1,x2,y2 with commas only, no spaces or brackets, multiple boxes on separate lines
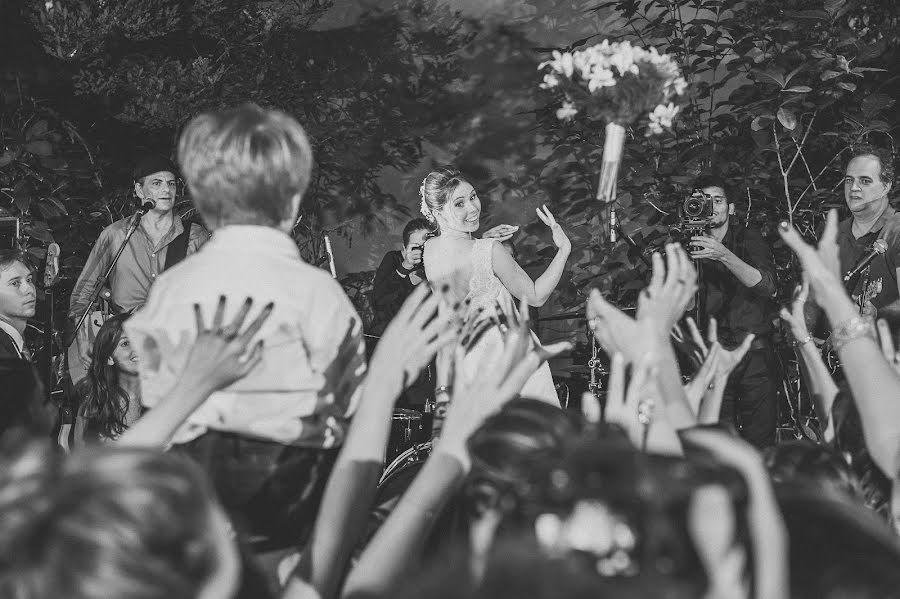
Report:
0,328,23,360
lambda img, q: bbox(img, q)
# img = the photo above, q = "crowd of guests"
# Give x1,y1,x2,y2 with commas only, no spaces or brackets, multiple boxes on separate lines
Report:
1,103,900,599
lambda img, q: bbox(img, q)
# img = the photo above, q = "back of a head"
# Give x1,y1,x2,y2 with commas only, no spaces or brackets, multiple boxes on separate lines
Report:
777,483,900,599
177,103,313,230
764,440,861,500
465,399,582,517
0,438,222,599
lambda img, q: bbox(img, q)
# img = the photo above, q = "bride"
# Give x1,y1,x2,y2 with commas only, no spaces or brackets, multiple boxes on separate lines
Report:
421,167,571,405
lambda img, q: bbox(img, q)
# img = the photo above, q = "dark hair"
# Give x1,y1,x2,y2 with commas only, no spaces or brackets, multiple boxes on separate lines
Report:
420,167,470,235
132,154,178,185
402,218,433,247
691,173,732,202
178,103,313,228
846,143,895,186
0,250,34,273
764,440,861,500
777,484,900,599
0,437,223,599
76,314,134,440
464,398,582,523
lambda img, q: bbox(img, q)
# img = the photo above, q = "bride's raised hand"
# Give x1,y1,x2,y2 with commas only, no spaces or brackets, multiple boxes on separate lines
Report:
536,204,571,253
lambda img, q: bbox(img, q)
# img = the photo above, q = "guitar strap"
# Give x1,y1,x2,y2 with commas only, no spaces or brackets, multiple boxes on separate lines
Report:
164,219,192,271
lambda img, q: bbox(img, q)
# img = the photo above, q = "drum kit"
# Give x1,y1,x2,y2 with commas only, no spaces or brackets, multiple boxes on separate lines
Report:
375,308,609,492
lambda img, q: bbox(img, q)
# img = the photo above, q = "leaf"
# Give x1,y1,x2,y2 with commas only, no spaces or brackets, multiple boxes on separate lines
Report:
12,180,33,212
750,116,769,131
0,151,14,168
777,108,797,130
821,70,842,81
837,82,856,92
23,221,55,243
782,86,812,93
39,197,69,217
25,120,48,140
861,93,896,117
823,0,846,15
24,140,53,156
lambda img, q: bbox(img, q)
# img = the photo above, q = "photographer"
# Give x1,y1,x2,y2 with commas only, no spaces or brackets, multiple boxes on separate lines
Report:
687,174,778,448
371,217,431,338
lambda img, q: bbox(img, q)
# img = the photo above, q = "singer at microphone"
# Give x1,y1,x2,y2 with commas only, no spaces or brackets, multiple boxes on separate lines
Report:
66,154,209,383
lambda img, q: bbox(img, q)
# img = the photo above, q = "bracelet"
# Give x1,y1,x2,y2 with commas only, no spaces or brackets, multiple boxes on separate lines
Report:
435,385,452,397
830,315,875,351
791,334,812,347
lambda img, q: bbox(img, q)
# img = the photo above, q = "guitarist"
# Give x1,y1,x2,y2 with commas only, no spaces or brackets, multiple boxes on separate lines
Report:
67,155,208,383
834,144,898,323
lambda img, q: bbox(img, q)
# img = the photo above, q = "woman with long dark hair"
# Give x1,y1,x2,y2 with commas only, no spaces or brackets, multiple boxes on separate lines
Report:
74,314,143,445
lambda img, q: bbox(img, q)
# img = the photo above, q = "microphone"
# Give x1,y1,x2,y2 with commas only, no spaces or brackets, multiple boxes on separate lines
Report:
609,206,618,243
323,234,337,279
843,239,887,283
136,200,156,216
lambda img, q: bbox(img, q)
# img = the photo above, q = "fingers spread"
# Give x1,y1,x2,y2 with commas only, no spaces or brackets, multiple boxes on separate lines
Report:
238,302,274,345
211,295,227,330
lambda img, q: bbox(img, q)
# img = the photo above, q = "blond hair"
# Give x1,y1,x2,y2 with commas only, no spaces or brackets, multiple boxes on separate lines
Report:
178,103,313,228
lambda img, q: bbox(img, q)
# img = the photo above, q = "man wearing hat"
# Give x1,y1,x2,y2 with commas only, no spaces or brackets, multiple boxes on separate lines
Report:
67,155,208,382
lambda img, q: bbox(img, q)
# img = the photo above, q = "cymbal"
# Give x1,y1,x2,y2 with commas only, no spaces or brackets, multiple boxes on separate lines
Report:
552,365,595,375
537,311,585,322
537,306,635,322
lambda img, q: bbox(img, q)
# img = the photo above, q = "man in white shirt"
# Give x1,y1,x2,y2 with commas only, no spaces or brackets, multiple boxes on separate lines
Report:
125,104,367,544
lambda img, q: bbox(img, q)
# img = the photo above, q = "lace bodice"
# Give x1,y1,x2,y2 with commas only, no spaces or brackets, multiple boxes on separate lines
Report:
465,238,511,316
424,238,511,322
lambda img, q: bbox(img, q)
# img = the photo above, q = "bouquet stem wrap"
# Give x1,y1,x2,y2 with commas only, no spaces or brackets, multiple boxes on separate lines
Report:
596,122,625,243
595,122,625,204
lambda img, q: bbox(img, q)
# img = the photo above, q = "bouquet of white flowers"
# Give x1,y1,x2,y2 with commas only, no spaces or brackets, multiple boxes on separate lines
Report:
539,40,687,210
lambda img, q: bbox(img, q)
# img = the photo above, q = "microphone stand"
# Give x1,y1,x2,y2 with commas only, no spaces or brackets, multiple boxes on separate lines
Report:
70,204,153,345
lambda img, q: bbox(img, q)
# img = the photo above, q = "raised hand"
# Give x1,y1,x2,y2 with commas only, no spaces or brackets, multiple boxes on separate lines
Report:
588,288,662,363
481,224,520,243
179,296,273,394
779,278,812,345
875,318,900,376
605,352,682,454
536,204,571,253
778,210,844,307
637,243,698,333
370,283,458,390
437,298,571,470
685,316,754,383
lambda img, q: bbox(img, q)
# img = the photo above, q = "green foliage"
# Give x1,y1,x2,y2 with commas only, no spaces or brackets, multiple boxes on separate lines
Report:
22,0,474,261
496,0,899,309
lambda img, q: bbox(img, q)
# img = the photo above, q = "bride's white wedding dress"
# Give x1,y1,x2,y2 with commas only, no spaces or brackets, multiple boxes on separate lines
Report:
425,238,559,405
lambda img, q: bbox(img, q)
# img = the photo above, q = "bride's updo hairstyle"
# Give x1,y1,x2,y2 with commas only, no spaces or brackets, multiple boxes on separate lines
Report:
419,167,468,235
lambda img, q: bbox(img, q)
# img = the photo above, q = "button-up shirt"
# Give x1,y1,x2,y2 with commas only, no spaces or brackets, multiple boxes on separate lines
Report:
124,225,367,448
68,215,207,321
837,204,900,313
698,223,777,346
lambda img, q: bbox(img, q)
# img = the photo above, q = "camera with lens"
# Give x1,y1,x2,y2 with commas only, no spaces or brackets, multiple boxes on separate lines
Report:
674,189,714,254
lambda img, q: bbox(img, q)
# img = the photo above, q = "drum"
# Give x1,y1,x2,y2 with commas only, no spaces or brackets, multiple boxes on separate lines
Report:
354,442,434,558
386,409,430,464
